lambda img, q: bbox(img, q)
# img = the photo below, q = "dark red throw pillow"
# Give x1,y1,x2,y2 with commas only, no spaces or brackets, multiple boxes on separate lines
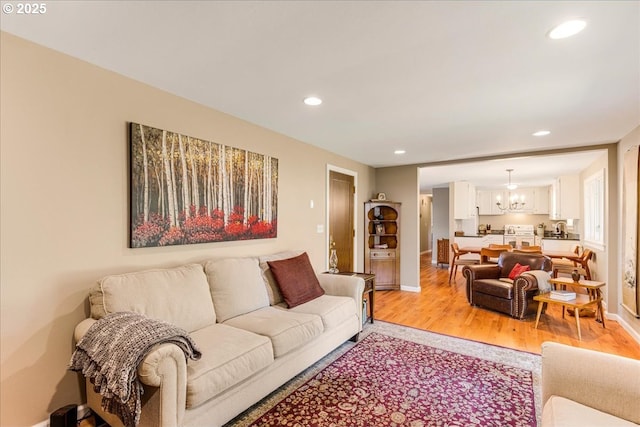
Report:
267,252,325,308
508,263,531,280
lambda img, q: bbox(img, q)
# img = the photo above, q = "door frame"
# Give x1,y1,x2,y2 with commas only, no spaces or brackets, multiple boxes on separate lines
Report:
326,164,358,271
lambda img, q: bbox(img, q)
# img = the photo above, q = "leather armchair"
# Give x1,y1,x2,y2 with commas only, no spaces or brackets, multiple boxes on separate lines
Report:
462,252,552,319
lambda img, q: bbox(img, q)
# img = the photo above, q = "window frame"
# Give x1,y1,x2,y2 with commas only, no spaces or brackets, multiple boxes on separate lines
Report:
583,169,605,250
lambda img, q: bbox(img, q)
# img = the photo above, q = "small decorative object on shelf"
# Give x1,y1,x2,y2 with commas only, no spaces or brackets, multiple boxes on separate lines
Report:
329,248,339,274
375,223,385,235
571,269,581,282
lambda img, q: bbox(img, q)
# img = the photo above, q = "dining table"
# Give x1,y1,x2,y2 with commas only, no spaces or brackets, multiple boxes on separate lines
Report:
458,246,580,263
541,250,582,262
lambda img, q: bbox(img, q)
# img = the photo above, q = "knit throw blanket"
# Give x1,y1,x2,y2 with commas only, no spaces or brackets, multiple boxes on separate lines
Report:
525,270,553,293
69,312,202,427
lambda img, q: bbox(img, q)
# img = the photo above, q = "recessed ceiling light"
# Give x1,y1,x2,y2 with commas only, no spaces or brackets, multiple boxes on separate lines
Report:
533,130,551,136
394,150,406,155
303,96,322,106
548,19,587,39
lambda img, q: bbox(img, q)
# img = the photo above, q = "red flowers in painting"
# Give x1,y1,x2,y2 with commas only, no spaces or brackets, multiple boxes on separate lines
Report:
132,206,277,248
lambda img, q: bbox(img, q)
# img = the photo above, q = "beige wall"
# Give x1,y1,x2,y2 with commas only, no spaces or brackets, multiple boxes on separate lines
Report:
618,126,640,339
0,32,374,426
374,165,420,290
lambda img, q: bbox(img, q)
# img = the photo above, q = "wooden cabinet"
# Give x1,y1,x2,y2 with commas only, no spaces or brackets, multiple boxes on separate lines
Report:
453,181,477,219
437,238,449,267
364,201,400,290
550,175,580,220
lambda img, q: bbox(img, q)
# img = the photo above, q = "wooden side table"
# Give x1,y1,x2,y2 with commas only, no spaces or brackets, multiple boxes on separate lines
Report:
534,277,606,341
328,272,375,324
534,293,603,341
549,277,606,325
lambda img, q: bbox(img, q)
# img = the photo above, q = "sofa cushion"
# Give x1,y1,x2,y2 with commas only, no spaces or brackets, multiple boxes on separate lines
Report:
186,323,274,409
267,252,325,308
204,257,269,322
90,264,216,333
542,396,639,427
283,294,357,330
223,306,323,357
473,278,514,299
259,250,304,306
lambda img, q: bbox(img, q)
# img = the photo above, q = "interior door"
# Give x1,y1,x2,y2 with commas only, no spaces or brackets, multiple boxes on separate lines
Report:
329,170,354,272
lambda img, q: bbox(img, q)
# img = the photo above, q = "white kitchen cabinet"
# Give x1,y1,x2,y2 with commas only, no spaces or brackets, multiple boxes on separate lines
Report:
453,181,477,219
478,190,506,215
481,234,505,246
549,175,580,220
477,190,492,215
477,190,489,215
511,188,534,213
533,186,550,214
541,238,580,252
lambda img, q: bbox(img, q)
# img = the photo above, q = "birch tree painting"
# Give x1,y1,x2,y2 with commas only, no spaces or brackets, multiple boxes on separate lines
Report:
130,122,278,248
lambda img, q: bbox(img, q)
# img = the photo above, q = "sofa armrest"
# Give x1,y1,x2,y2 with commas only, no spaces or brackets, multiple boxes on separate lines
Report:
462,265,500,303
74,318,97,342
74,318,188,427
137,343,188,426
317,274,365,325
541,341,640,424
512,273,541,319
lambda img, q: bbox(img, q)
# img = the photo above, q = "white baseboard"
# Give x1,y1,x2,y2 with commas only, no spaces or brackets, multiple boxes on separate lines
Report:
32,404,90,427
606,312,640,345
400,284,421,293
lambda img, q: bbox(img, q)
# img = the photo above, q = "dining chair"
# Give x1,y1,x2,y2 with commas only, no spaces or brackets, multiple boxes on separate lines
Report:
552,248,594,280
480,247,509,264
449,243,479,283
488,244,512,250
514,245,542,254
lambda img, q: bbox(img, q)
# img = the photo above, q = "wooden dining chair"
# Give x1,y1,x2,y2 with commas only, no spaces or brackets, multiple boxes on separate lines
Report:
488,244,512,250
480,247,509,264
514,245,542,254
552,248,594,280
449,243,479,283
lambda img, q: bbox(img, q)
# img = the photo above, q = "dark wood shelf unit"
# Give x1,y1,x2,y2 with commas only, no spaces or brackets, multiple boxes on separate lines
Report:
364,201,401,290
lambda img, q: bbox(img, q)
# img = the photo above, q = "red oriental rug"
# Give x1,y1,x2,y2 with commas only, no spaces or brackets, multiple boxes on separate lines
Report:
227,322,540,427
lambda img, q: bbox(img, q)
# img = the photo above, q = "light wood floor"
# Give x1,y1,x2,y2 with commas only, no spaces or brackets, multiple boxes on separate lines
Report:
374,253,640,359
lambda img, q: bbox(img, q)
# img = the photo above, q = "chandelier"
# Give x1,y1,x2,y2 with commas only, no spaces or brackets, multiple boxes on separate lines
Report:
496,169,526,211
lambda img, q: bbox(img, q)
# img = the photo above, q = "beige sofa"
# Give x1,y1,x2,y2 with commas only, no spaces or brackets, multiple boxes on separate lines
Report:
541,341,640,426
74,251,364,427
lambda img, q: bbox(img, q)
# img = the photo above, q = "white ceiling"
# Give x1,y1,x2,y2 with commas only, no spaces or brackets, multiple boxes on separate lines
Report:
1,1,638,188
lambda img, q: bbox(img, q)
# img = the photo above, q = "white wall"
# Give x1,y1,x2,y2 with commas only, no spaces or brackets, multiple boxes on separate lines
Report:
0,32,374,426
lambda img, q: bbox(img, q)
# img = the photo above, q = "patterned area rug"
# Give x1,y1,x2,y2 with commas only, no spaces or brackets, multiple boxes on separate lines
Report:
226,321,541,426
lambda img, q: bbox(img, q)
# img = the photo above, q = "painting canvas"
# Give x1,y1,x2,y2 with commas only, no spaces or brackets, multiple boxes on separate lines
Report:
622,145,640,317
130,122,278,248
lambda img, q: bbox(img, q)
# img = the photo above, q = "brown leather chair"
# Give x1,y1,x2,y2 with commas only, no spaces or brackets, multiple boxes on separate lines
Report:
462,252,552,319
